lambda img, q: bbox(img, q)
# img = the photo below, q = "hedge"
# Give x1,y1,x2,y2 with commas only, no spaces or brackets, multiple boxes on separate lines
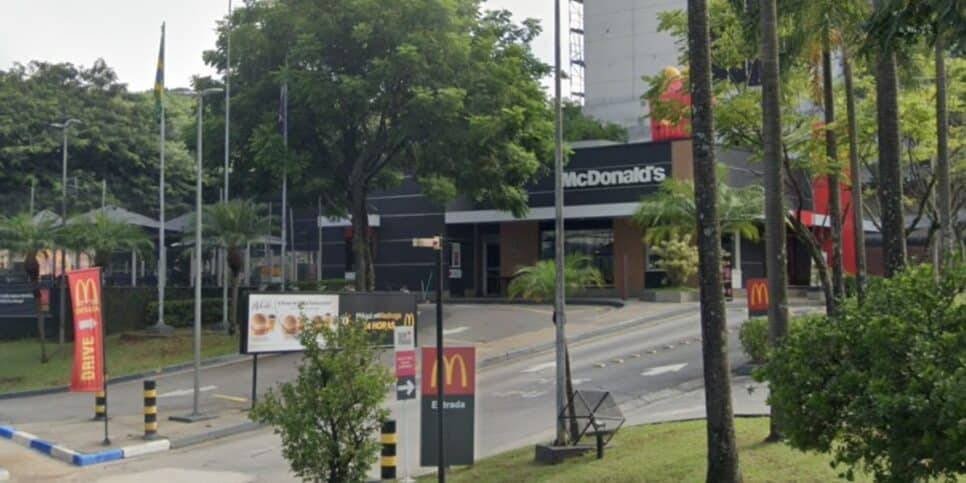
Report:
738,314,823,364
145,298,225,328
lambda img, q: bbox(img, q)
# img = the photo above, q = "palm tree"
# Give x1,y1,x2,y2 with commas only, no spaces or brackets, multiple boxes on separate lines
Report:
508,254,604,302
633,167,764,245
872,0,907,276
204,200,265,335
508,254,603,442
0,214,58,363
689,0,742,479
760,0,791,444
61,212,153,271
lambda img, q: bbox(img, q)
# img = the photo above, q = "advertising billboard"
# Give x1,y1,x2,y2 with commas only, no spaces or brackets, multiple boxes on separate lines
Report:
241,293,340,354
67,268,105,392
339,292,418,347
420,346,476,467
747,278,769,318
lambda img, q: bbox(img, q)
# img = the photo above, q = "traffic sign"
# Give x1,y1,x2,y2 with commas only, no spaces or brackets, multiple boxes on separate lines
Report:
420,346,476,466
397,376,416,400
396,350,416,378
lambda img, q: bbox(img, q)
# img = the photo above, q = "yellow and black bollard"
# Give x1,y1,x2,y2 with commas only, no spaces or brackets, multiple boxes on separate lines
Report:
143,380,158,440
94,391,107,421
380,419,397,480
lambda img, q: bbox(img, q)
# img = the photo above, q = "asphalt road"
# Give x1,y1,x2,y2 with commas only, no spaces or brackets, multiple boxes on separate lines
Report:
28,303,783,482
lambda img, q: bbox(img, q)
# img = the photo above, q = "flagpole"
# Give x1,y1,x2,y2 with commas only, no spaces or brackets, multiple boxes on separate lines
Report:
152,21,172,334
280,81,288,292
221,0,232,331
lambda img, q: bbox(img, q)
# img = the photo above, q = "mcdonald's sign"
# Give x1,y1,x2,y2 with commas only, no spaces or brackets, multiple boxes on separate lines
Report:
67,268,105,392
422,347,475,396
747,278,769,317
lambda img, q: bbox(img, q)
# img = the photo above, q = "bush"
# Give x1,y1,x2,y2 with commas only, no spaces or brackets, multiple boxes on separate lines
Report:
650,235,698,287
759,262,966,482
294,279,351,292
144,298,224,328
738,315,819,364
250,318,392,482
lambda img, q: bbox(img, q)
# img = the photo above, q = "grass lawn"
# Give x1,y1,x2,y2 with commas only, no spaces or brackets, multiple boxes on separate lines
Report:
0,330,239,394
427,418,869,483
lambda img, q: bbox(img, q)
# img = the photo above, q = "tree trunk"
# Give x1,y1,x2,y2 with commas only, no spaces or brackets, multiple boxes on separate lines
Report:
842,47,867,303
689,0,742,480
935,41,952,274
760,0,790,445
350,186,374,292
822,32,844,305
789,215,835,314
874,0,906,277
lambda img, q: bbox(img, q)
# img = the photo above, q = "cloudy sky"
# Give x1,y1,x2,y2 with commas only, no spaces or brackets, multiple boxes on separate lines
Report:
0,0,566,93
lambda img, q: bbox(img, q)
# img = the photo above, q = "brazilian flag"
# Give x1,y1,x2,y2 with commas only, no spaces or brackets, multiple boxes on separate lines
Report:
154,22,165,118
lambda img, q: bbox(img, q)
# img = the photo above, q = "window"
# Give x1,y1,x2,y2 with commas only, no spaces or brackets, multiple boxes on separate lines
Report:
540,222,615,286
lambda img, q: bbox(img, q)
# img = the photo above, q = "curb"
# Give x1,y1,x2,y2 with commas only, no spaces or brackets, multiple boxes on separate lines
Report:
0,424,169,467
0,354,255,401
442,298,626,308
169,421,262,450
478,306,696,369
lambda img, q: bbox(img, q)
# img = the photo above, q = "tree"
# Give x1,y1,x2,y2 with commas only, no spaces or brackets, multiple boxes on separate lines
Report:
204,1,554,291
60,212,152,270
0,213,57,362
0,61,196,217
759,0,792,444
688,0,743,479
250,319,392,483
562,100,627,143
760,261,966,482
633,166,764,245
204,200,265,335
872,0,907,277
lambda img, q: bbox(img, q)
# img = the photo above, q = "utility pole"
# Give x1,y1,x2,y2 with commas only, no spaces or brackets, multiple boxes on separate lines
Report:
552,0,568,446
51,118,82,345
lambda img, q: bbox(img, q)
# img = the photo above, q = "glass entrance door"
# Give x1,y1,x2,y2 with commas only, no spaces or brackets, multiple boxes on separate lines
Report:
483,241,501,296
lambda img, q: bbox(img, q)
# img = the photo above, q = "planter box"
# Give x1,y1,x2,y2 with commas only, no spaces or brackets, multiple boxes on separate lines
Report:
641,289,699,303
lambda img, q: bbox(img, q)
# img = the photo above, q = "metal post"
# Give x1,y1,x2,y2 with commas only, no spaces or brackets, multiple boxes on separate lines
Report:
156,54,170,332
193,93,204,417
436,236,445,483
552,0,568,446
317,196,323,282
60,127,68,345
280,82,288,291
250,353,258,409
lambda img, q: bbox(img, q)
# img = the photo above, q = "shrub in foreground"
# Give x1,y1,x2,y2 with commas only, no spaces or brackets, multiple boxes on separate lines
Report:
760,262,966,482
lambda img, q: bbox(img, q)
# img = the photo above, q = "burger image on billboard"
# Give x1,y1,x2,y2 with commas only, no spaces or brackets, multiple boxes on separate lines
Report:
250,313,275,337
282,314,303,337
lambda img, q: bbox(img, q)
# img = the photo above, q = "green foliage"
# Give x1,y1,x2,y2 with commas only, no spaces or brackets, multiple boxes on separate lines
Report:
0,61,195,217
562,100,627,143
633,165,764,245
738,315,818,364
201,200,266,274
759,262,966,482
144,298,225,328
507,254,605,303
0,213,58,281
250,319,392,483
649,235,698,287
60,212,153,268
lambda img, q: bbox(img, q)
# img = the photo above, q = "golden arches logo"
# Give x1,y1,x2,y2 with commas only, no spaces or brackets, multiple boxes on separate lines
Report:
749,283,768,308
402,313,415,327
73,279,100,306
430,354,469,389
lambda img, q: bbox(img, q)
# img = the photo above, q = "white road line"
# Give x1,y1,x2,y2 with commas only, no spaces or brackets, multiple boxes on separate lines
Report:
641,363,688,376
521,361,556,373
442,327,469,335
158,385,218,398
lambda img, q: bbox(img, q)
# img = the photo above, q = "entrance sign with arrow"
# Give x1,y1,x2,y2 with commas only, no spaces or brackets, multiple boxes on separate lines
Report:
395,347,417,401
397,376,416,400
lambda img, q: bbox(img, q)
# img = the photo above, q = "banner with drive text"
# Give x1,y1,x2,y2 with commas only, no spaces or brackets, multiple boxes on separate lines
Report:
67,268,105,392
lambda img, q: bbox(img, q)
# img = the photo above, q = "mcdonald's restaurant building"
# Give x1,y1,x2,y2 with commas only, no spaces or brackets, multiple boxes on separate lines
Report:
301,138,803,298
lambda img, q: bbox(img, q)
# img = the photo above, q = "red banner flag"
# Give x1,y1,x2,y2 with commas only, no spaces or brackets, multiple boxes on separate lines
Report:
68,268,105,392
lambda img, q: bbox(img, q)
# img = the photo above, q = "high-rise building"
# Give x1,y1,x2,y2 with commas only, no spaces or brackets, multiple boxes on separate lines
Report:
581,0,685,141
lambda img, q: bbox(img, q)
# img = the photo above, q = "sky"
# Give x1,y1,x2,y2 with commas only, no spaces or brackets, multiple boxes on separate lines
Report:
0,0,567,94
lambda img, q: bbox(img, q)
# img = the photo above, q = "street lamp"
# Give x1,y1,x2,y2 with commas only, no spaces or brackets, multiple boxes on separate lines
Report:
171,87,222,423
50,118,82,346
